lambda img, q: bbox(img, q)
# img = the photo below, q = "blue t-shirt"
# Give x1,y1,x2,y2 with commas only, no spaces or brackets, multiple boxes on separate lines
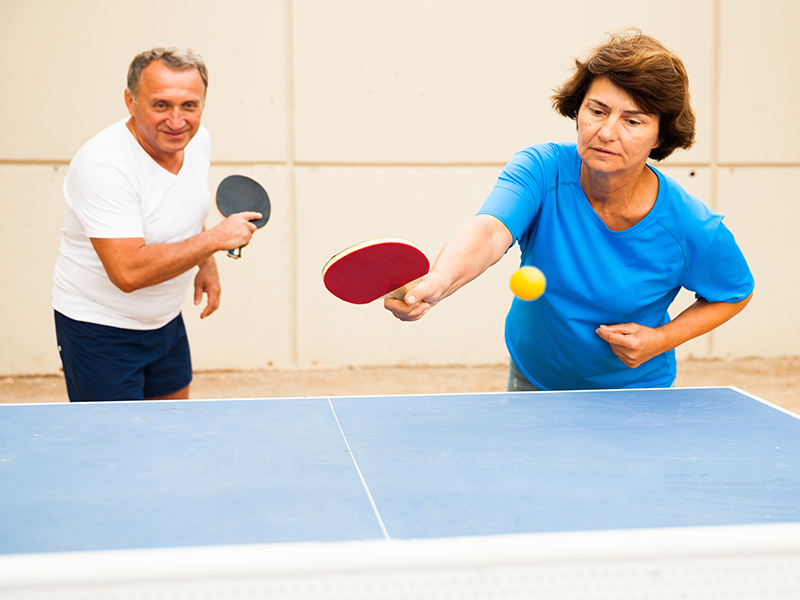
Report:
478,143,754,390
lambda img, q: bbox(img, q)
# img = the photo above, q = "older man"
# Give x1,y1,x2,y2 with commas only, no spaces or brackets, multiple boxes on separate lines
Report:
52,48,261,402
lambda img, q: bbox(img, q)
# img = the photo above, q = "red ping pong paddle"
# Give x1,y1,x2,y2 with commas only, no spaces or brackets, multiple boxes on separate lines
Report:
216,175,271,259
322,238,430,305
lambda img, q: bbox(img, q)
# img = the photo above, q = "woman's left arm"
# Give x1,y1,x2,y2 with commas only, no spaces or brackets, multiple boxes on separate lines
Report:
596,292,754,368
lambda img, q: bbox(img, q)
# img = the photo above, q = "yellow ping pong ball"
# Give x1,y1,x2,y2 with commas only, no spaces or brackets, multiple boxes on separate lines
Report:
509,266,546,301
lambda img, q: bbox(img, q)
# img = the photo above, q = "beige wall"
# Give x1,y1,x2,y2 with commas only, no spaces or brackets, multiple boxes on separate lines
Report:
1,0,797,376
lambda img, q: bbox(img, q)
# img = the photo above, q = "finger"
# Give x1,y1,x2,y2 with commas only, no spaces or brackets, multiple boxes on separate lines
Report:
404,277,439,305
201,297,220,318
200,293,220,319
597,324,636,342
395,303,431,322
384,296,417,315
598,324,631,334
234,211,262,221
595,326,617,343
384,298,430,321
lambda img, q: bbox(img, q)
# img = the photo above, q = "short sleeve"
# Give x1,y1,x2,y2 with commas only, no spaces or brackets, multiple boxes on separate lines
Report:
681,221,754,303
67,161,144,239
477,145,556,243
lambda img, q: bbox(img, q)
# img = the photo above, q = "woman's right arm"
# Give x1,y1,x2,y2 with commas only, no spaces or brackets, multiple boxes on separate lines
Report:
384,214,514,322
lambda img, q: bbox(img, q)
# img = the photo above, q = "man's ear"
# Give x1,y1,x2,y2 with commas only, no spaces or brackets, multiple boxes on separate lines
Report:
124,89,135,115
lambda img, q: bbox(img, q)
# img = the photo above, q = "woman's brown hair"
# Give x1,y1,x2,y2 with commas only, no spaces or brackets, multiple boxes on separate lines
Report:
552,30,695,161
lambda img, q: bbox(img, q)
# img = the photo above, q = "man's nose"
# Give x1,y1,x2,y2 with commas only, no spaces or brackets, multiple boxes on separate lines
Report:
165,107,188,129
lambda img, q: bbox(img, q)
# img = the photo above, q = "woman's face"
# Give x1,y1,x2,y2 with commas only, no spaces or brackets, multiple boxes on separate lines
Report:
576,76,661,178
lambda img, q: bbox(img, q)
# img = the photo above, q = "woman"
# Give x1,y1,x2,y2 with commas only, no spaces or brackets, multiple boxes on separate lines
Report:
385,30,754,391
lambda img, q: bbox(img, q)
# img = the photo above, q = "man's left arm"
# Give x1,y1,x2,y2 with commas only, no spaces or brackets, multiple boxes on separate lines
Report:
194,254,220,318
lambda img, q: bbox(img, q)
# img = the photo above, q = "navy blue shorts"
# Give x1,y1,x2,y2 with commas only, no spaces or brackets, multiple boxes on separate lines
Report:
54,311,193,402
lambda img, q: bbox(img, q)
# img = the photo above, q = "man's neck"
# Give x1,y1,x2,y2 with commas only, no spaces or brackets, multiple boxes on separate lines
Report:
126,119,184,175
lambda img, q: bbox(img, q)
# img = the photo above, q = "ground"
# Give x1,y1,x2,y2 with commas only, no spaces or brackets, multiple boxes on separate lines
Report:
1,357,798,415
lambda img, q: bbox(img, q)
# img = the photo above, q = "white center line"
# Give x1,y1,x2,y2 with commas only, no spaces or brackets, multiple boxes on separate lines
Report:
328,398,390,540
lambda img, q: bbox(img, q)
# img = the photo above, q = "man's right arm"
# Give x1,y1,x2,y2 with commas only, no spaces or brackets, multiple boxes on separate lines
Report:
91,211,260,293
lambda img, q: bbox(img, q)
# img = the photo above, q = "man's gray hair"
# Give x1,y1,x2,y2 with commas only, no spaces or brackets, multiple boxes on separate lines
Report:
127,47,208,99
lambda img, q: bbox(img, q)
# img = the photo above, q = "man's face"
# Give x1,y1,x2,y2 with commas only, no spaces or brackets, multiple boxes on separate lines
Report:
124,60,206,166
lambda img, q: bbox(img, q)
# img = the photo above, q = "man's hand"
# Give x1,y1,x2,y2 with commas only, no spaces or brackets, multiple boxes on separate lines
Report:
210,211,261,253
194,256,221,318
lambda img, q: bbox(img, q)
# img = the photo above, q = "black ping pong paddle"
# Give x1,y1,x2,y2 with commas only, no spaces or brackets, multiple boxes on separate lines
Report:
215,175,271,259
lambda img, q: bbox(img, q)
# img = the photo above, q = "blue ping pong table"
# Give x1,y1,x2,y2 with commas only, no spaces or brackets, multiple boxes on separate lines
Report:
1,387,799,598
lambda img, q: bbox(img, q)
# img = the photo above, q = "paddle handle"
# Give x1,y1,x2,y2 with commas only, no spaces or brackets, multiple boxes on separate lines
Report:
384,282,414,301
228,247,242,259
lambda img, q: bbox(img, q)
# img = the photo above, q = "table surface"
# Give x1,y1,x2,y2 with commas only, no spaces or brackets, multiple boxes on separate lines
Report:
2,386,800,556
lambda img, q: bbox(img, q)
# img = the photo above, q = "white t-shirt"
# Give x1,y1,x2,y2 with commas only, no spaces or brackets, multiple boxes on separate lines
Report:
52,119,211,330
